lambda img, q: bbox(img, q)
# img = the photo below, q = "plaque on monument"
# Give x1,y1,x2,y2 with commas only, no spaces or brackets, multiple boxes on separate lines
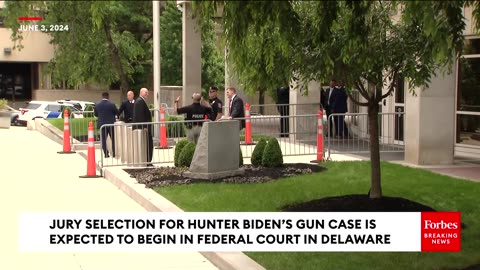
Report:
183,120,245,180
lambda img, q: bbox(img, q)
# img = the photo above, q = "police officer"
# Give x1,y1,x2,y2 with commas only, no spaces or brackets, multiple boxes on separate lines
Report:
174,92,212,144
208,86,223,121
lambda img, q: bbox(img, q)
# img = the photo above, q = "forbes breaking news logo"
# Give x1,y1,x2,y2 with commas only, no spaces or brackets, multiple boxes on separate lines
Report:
421,212,461,252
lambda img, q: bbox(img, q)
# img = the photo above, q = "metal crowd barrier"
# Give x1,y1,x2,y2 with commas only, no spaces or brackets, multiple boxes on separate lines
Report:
70,109,159,146
325,112,405,159
98,114,322,169
243,103,319,116
96,110,406,169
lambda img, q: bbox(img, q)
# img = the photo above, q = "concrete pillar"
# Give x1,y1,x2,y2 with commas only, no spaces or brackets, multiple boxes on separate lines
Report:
182,1,202,103
405,69,456,165
152,1,162,144
290,79,321,142
153,1,162,123
224,48,249,116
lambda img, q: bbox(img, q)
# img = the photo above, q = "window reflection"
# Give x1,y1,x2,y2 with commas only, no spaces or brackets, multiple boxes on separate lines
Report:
457,58,480,112
456,115,480,146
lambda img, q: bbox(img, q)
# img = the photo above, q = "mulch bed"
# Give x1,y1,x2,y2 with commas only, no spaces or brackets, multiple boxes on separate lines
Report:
124,163,325,188
125,162,474,269
282,194,436,212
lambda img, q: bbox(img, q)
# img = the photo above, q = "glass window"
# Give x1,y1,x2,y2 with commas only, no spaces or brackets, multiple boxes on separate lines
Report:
463,38,480,55
47,104,62,112
25,103,41,110
456,115,480,145
457,58,480,112
394,76,405,104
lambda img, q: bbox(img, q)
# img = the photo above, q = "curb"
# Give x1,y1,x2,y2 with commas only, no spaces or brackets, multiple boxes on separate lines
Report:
102,167,266,270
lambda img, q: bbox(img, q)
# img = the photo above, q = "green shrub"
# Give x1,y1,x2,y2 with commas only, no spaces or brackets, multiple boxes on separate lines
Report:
83,105,95,118
251,138,267,166
167,115,187,138
178,141,196,167
262,138,283,167
239,146,243,167
148,103,155,109
174,139,189,167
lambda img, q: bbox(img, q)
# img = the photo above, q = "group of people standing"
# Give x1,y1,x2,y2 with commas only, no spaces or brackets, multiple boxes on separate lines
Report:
94,86,247,166
94,88,153,165
173,86,245,144
94,80,349,166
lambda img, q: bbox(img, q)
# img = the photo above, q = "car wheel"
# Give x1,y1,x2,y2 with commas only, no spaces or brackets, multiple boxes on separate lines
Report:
12,116,19,126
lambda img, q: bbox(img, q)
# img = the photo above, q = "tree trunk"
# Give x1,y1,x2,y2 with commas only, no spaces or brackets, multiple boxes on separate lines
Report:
103,20,129,103
368,102,382,199
258,88,265,115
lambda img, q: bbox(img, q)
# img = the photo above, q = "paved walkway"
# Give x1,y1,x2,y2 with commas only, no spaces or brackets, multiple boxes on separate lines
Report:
0,127,217,270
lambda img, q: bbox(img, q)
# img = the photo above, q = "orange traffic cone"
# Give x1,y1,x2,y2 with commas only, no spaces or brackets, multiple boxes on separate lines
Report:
243,103,255,145
311,110,324,164
57,109,76,154
80,121,101,178
156,106,171,149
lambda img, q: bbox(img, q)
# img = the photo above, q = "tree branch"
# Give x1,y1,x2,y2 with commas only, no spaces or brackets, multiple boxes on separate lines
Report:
143,32,153,44
380,71,397,101
355,79,371,101
347,91,369,106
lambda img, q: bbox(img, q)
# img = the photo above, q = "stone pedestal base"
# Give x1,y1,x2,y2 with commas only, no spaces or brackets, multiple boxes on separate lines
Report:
183,168,245,180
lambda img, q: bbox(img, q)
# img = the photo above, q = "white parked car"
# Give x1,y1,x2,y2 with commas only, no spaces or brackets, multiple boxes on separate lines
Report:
57,99,96,111
18,101,83,125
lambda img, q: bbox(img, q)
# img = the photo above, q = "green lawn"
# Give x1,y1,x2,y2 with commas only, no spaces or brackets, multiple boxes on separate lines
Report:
48,118,98,137
154,161,480,270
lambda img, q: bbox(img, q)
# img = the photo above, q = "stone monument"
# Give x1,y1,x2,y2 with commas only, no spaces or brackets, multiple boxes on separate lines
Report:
183,120,245,180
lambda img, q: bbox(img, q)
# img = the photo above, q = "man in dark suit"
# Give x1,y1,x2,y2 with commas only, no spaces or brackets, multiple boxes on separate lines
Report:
133,87,153,165
276,85,290,137
226,87,245,130
330,82,349,138
94,92,119,158
320,79,337,137
118,90,135,123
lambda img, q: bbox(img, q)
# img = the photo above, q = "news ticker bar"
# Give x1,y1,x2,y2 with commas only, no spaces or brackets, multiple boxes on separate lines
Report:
18,212,461,252
18,17,43,21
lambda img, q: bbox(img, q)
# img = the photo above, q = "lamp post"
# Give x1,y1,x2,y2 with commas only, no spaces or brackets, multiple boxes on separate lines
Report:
153,1,161,124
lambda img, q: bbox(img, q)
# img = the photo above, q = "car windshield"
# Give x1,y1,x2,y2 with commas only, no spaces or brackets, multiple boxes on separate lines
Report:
25,103,41,110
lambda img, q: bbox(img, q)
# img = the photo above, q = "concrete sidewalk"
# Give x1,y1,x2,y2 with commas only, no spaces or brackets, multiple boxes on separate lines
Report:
0,126,217,270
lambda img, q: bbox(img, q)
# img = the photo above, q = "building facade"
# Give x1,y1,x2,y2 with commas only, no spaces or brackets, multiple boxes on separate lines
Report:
346,6,480,164
0,1,54,102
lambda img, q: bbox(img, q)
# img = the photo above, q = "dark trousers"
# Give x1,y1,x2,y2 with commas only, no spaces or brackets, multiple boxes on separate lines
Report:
101,126,115,157
146,132,153,163
334,115,349,137
278,105,290,137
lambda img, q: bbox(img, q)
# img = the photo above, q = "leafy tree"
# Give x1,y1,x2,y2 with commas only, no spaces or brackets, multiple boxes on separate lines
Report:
2,1,151,102
193,2,292,108
193,1,475,198
160,2,183,86
160,1,224,92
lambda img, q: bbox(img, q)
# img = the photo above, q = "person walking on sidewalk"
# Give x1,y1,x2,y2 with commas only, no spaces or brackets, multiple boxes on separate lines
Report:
94,92,119,158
